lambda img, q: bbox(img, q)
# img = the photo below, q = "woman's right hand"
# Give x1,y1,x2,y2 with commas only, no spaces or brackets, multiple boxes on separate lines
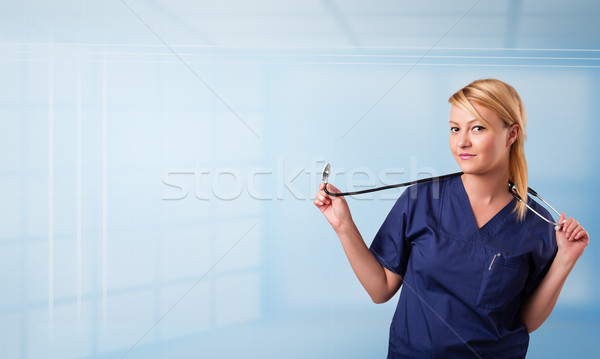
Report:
314,182,353,232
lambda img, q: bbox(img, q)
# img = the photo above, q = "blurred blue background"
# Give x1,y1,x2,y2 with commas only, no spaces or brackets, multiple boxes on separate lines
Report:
1,0,599,358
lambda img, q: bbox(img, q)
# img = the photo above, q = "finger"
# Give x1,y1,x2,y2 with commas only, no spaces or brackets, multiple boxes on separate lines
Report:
582,230,590,244
320,184,328,196
561,217,574,235
575,229,590,245
568,227,581,241
314,196,329,206
316,193,329,204
573,227,586,240
565,219,579,239
569,222,581,240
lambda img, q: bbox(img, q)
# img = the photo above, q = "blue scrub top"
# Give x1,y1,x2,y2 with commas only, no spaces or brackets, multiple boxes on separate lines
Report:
369,174,557,359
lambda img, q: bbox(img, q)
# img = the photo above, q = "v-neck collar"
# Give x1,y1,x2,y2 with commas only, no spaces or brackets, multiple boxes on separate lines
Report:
455,175,516,236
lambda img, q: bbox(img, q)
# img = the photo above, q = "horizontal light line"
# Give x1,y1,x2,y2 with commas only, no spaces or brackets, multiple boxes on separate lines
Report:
2,41,600,52
2,58,600,68
3,50,600,61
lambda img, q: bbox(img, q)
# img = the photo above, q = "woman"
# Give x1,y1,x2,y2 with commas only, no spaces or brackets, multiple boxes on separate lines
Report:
314,79,589,358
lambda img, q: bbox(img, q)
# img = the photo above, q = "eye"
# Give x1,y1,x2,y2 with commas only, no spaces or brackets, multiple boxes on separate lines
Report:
450,127,459,133
472,125,486,132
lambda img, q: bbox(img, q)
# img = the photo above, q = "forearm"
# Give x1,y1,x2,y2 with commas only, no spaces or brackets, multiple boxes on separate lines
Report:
335,221,400,304
519,252,576,333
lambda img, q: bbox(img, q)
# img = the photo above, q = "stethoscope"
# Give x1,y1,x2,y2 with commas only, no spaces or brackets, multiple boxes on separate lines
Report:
321,163,564,230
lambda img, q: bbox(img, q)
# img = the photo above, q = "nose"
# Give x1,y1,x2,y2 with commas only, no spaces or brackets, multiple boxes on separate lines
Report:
458,131,471,148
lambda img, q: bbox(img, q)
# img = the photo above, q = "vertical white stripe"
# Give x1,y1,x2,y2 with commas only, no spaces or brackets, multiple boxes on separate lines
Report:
48,62,54,329
102,58,108,320
76,60,82,323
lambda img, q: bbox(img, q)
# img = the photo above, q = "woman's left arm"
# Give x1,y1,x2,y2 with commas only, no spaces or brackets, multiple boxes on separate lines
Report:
519,212,590,333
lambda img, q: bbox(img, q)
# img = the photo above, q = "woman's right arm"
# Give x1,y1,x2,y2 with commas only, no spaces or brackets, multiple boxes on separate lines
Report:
314,182,402,304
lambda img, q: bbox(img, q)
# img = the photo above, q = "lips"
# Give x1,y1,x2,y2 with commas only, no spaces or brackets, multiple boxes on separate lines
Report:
459,153,475,160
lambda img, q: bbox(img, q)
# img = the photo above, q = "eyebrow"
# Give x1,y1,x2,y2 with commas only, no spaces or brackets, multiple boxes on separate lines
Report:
449,119,480,125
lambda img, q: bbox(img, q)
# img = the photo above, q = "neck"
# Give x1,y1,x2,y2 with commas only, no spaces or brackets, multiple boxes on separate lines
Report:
461,166,511,205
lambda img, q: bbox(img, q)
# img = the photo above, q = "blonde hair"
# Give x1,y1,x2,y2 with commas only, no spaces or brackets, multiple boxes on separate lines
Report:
448,79,528,221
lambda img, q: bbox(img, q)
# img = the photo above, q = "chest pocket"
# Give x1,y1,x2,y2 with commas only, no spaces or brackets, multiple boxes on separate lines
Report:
477,252,528,310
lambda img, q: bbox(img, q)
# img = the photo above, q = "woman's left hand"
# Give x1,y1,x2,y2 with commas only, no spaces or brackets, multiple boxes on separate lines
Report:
555,212,589,264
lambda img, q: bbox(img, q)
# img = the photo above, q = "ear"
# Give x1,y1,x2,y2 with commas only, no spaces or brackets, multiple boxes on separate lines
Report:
507,124,519,146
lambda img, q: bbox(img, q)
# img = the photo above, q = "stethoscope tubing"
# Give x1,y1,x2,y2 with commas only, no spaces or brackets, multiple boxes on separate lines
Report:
323,172,464,197
322,163,563,230
508,183,563,230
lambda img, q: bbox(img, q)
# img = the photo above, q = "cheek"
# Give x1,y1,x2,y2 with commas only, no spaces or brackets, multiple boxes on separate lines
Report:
485,137,509,158
473,135,498,155
449,135,460,152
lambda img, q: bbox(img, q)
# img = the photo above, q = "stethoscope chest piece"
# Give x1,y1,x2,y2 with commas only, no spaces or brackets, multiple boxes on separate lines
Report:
322,163,331,183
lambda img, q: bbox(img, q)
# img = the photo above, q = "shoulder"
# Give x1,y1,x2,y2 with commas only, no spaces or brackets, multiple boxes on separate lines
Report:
523,196,554,231
403,172,459,203
391,173,459,214
521,196,557,250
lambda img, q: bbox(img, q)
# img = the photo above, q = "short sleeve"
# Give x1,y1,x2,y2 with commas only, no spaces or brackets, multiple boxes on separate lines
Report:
521,221,558,300
369,189,411,277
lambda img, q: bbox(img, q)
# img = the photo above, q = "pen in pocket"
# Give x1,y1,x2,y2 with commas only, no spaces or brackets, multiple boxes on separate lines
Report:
488,253,501,270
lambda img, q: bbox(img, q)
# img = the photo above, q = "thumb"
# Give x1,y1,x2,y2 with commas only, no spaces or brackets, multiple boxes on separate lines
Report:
557,212,566,230
324,182,342,194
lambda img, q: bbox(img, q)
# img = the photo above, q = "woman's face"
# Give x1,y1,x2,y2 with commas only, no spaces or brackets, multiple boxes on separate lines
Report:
449,103,518,175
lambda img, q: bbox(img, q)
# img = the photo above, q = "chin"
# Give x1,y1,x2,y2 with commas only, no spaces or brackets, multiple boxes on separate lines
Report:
460,167,493,176
455,163,480,175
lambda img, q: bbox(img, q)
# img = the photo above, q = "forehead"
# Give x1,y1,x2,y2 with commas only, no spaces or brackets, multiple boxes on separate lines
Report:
450,103,502,127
